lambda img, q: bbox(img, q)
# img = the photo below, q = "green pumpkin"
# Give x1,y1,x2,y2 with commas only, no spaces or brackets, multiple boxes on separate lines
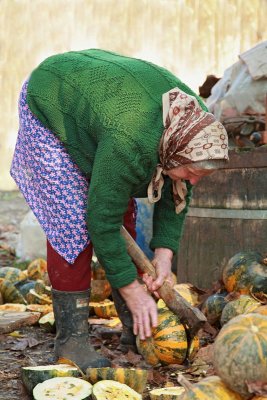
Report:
220,294,260,326
222,251,267,295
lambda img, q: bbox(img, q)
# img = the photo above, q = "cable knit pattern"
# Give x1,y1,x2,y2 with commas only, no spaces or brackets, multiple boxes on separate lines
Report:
26,49,206,288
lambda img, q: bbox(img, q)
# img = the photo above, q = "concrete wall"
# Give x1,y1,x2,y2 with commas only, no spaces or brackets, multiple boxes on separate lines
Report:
1,0,267,190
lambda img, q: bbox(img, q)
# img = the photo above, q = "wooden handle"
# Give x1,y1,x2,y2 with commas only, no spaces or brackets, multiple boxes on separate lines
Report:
121,226,207,338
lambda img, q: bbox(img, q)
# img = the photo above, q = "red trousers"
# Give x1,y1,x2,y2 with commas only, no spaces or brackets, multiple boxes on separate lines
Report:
47,199,137,291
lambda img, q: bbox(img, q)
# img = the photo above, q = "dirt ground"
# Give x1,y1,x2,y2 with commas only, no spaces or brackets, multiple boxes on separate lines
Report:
0,191,215,400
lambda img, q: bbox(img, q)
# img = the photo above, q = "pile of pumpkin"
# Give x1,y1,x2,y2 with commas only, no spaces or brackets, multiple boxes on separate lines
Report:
0,257,121,331
1,250,267,399
0,258,54,327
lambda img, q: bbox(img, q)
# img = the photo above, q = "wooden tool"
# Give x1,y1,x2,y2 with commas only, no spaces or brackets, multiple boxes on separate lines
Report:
120,226,207,340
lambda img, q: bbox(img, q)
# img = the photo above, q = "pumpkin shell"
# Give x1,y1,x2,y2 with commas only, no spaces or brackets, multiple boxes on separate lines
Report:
201,292,227,325
213,313,267,398
26,288,52,305
27,258,47,280
149,386,185,400
220,294,260,325
180,375,243,400
38,311,55,332
86,367,148,394
91,300,118,318
222,251,267,295
0,303,27,312
26,304,53,316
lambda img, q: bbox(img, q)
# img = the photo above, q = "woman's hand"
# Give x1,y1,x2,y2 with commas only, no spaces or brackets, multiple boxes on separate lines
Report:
118,279,158,340
142,247,174,296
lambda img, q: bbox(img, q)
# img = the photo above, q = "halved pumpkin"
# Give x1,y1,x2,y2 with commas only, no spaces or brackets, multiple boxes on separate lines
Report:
86,367,148,394
149,386,185,399
90,300,118,318
91,380,141,400
21,364,80,393
33,377,92,400
38,311,55,332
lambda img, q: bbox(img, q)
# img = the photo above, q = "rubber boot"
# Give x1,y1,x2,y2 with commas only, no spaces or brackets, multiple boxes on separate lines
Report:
52,289,111,371
111,288,137,352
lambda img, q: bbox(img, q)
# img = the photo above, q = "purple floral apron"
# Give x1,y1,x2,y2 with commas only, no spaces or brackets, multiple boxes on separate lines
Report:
10,81,90,263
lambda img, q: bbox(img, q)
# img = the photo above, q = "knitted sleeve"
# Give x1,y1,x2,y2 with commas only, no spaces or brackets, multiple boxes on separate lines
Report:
150,178,192,254
86,135,148,289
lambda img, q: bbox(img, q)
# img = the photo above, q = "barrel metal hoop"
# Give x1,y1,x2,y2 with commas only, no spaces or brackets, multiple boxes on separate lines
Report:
188,207,267,219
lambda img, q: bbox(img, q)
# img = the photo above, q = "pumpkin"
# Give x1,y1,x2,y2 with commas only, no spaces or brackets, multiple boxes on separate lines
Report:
222,251,267,295
180,375,243,400
152,308,188,364
201,292,227,325
213,313,267,398
90,279,111,302
251,397,267,400
137,308,188,365
21,364,80,393
91,258,106,280
26,288,52,305
0,303,27,312
220,294,260,325
173,283,199,306
253,305,267,316
38,311,55,332
187,335,200,362
26,304,53,316
0,279,27,304
33,377,92,400
0,267,27,283
136,336,160,366
86,367,148,394
34,280,51,296
91,380,141,400
16,280,36,297
27,258,47,280
149,386,185,400
90,300,118,318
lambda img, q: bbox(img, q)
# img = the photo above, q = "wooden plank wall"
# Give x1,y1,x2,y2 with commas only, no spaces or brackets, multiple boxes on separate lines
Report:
1,0,267,189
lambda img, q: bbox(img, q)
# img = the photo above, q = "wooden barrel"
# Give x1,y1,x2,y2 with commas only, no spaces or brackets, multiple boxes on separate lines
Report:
176,146,267,289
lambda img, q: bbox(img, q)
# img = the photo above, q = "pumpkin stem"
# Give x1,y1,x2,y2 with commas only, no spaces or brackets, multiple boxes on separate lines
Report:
177,373,194,391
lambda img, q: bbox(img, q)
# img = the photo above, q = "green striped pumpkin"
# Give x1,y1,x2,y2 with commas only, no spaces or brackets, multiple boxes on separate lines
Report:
0,267,27,283
180,376,243,400
222,251,267,295
220,294,260,325
214,313,267,398
152,308,187,365
0,279,27,304
201,292,227,325
86,367,148,394
137,308,187,365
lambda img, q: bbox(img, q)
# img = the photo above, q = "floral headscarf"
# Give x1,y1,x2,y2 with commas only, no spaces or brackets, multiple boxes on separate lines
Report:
148,88,229,213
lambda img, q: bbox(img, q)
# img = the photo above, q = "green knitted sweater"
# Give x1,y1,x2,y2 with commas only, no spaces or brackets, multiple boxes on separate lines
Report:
26,49,207,288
